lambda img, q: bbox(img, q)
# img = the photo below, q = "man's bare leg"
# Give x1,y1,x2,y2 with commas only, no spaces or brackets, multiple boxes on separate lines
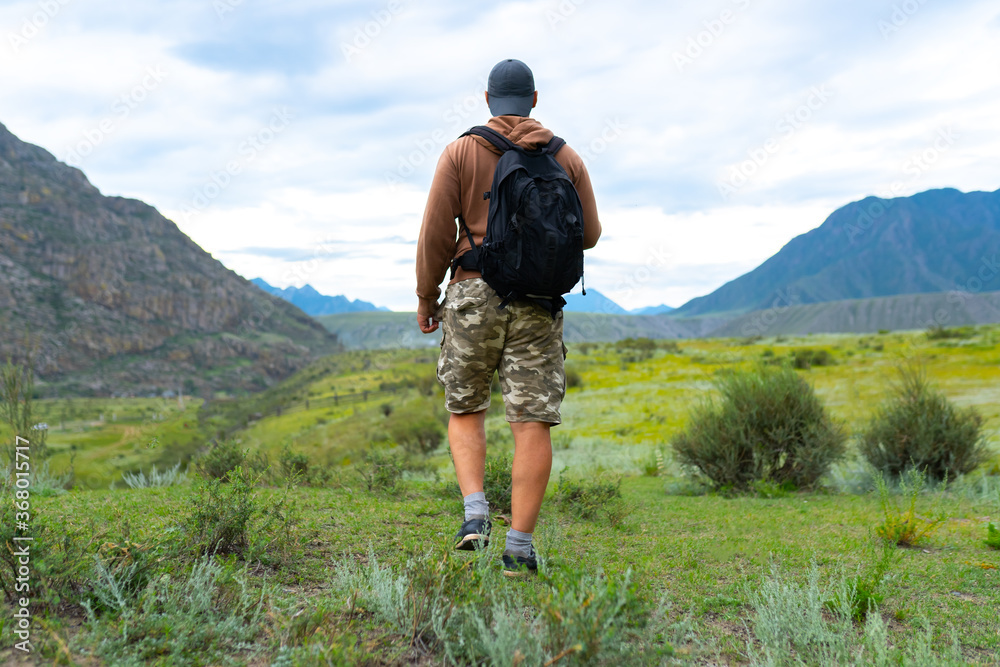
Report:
509,421,553,534
450,411,491,550
449,411,487,497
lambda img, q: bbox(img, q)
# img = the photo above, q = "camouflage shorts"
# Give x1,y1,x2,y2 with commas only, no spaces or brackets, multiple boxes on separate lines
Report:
436,278,566,424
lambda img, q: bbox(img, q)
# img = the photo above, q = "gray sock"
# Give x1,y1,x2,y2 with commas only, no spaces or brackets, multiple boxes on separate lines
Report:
463,491,488,520
505,528,533,557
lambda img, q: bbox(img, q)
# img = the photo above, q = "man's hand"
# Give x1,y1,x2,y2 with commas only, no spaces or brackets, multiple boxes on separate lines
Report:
417,302,440,334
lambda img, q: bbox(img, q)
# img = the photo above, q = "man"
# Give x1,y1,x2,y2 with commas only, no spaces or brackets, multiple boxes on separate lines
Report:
415,59,601,576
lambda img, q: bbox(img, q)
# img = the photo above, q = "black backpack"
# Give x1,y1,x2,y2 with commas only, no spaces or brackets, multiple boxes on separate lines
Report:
452,125,585,316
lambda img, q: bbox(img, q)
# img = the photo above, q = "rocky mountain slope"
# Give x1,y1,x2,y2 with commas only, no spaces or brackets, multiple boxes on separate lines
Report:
0,122,340,396
675,188,1000,316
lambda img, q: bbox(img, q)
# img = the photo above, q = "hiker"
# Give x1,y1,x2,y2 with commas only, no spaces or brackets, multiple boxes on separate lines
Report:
415,59,602,576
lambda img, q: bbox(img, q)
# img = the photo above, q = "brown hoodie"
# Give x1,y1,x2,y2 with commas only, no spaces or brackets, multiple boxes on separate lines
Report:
415,115,601,312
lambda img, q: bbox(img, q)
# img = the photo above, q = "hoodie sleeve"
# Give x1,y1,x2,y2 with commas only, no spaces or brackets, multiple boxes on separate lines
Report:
415,145,462,309
555,144,602,249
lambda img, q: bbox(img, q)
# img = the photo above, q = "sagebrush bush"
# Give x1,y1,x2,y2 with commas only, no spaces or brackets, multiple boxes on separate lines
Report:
747,562,963,666
671,364,846,491
860,364,988,482
81,555,269,664
336,545,644,666
121,462,188,489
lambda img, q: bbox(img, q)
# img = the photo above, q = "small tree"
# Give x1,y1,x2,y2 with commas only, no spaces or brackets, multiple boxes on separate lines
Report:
671,364,846,491
859,364,987,482
1,358,49,464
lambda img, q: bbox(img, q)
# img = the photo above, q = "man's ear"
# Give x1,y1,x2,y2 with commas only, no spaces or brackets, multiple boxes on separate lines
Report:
532,91,538,108
485,91,490,105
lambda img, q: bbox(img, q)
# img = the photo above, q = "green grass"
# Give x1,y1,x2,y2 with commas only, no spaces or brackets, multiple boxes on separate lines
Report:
8,474,999,664
10,328,1000,488
3,326,999,663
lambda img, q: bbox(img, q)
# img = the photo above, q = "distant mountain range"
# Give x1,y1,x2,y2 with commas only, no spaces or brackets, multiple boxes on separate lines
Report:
251,278,388,316
565,289,673,315
318,289,1000,348
0,121,340,396
675,187,1000,316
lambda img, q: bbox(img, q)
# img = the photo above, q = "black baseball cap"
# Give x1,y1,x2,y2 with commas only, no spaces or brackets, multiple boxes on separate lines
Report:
487,59,535,117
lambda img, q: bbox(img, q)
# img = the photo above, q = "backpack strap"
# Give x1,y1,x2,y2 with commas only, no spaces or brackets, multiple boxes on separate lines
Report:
450,216,480,279
460,125,518,152
545,136,566,155
462,126,567,157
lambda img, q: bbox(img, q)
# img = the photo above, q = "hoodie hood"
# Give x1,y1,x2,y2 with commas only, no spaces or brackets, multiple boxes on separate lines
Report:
473,116,555,154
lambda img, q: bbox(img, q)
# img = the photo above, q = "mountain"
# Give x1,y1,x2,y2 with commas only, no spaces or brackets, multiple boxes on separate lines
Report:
564,289,628,314
675,188,1000,317
251,278,387,315
630,304,675,315
317,310,728,349
714,290,1000,338
0,121,341,396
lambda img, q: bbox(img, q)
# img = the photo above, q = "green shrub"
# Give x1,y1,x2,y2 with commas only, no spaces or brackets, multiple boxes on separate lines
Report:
279,444,310,479
554,471,628,525
385,399,446,455
565,367,583,389
859,364,988,482
184,466,291,560
874,470,945,547
791,348,834,369
196,439,247,480
483,451,513,514
0,359,50,463
358,449,403,493
0,499,101,611
926,325,974,340
641,448,666,477
825,540,899,622
985,523,1000,550
671,364,846,491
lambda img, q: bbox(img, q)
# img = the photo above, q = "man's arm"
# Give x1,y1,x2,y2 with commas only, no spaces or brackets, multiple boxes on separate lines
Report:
416,147,462,332
555,145,602,249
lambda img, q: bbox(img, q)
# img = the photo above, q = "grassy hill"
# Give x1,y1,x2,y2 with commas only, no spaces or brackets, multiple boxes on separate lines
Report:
4,325,999,664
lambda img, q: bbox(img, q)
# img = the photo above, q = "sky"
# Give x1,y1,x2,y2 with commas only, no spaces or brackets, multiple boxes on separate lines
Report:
2,0,999,311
